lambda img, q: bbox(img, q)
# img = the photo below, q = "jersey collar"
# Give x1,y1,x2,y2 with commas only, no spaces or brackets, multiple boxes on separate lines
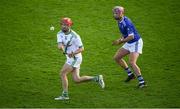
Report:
118,16,125,23
64,29,71,35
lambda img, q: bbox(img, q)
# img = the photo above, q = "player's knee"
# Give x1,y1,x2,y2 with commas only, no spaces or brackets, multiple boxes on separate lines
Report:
60,69,64,73
60,72,67,78
114,55,120,62
114,55,123,63
73,78,81,83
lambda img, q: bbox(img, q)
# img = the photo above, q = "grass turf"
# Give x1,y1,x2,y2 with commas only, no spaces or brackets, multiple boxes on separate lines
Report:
0,0,179,108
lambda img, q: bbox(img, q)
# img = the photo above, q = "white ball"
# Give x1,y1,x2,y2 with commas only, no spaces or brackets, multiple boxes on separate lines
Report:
50,26,54,31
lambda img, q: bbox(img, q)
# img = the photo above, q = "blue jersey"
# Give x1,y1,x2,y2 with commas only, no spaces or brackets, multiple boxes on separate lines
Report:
118,16,141,44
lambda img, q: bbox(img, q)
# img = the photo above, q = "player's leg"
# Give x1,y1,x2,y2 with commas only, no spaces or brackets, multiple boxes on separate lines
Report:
61,63,73,92
72,67,105,88
114,48,129,68
55,63,73,100
129,52,146,88
71,56,105,88
72,68,94,82
114,48,135,82
129,52,141,76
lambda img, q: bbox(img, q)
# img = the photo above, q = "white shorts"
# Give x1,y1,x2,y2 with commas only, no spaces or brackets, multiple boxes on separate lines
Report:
65,55,82,68
122,38,143,54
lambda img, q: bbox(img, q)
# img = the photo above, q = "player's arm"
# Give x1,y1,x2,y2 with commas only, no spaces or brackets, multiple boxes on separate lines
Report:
113,35,134,45
68,46,84,58
112,34,134,45
113,23,134,45
58,42,65,53
68,36,84,58
112,37,124,45
74,46,84,54
120,20,135,43
120,34,134,43
57,33,65,53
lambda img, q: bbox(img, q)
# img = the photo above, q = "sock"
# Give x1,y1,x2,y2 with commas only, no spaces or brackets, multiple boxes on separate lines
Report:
92,76,99,82
125,67,133,76
62,91,68,97
137,75,145,84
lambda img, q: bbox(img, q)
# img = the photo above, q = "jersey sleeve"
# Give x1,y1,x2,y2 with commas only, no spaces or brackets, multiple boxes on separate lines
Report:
57,33,63,43
75,36,83,48
71,30,83,48
125,19,134,36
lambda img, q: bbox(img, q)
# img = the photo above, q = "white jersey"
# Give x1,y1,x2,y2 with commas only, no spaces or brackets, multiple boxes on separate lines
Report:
57,30,83,57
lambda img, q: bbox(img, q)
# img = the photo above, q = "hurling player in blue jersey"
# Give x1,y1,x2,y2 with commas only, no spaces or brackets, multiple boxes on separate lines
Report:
112,6,146,88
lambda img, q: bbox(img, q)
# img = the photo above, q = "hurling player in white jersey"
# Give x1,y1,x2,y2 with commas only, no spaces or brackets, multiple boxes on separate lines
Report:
112,6,146,88
55,17,105,100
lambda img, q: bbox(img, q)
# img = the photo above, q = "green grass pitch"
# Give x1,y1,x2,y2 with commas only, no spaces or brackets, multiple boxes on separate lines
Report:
0,0,179,108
